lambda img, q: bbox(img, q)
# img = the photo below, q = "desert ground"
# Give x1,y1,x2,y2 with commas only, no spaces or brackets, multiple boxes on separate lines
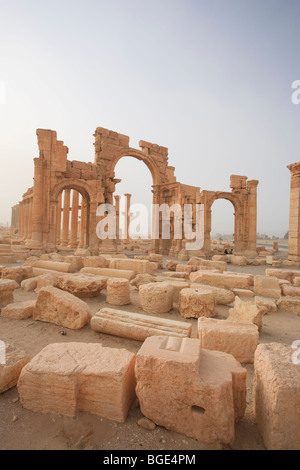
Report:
0,245,299,451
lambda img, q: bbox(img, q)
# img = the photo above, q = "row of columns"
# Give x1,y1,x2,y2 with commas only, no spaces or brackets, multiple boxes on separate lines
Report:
17,197,33,240
56,189,87,248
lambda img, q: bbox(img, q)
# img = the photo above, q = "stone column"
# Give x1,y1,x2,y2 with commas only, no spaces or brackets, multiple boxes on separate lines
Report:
56,193,62,244
287,162,300,264
70,190,79,248
61,189,71,246
124,193,132,244
24,199,30,241
246,180,259,256
114,195,120,249
78,198,86,248
26,158,45,248
19,201,24,239
27,198,33,239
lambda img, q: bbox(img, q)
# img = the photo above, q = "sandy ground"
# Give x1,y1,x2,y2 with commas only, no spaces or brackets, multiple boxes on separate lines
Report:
0,250,300,451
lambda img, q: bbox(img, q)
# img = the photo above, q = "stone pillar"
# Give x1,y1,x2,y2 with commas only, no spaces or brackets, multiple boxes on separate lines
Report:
19,201,24,239
26,158,45,248
70,190,79,248
61,189,71,246
24,199,30,241
246,180,259,256
114,195,120,249
124,193,132,244
287,162,300,264
78,198,86,248
27,198,33,239
56,193,62,244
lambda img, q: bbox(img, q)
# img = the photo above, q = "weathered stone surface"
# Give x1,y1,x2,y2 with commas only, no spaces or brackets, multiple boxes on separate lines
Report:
176,264,197,274
266,268,300,283
135,336,246,445
0,279,19,308
212,255,228,262
1,300,36,320
164,280,190,303
255,296,277,313
293,276,300,287
1,266,33,285
57,273,107,298
80,267,136,281
110,258,157,275
28,260,76,273
106,278,131,306
35,273,60,292
188,258,227,273
253,342,300,450
228,297,267,330
165,260,178,271
82,256,107,268
137,417,156,430
162,271,190,279
0,343,30,393
253,275,281,299
190,283,235,305
17,342,136,422
276,296,300,314
33,286,91,329
232,288,254,298
190,271,253,290
21,277,38,292
281,284,300,297
139,282,174,314
179,287,216,319
130,274,158,290
91,308,192,340
230,255,247,266
247,258,266,266
197,317,259,363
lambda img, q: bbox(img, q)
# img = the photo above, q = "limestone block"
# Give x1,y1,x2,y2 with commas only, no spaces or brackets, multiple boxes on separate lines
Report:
188,258,227,272
190,271,253,290
82,256,107,268
80,267,136,281
282,284,300,297
149,254,163,269
277,296,300,314
272,260,282,268
176,264,197,273
164,280,190,303
165,260,178,271
135,336,247,445
91,308,192,340
17,342,136,422
57,273,107,298
197,317,259,363
266,268,300,283
162,271,189,279
130,274,159,290
232,288,254,298
187,256,206,266
139,282,174,314
110,258,157,274
228,297,267,330
33,286,91,329
0,342,30,393
212,255,228,262
179,287,216,319
35,273,60,292
106,278,131,306
21,277,38,292
29,260,76,273
293,276,300,287
253,343,300,450
1,266,33,284
255,296,277,313
253,275,281,299
190,283,235,305
230,255,247,266
0,279,19,308
247,258,266,266
1,300,36,319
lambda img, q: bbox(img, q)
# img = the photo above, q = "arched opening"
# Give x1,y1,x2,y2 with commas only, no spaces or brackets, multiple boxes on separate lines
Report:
56,188,89,249
113,156,153,251
210,198,235,253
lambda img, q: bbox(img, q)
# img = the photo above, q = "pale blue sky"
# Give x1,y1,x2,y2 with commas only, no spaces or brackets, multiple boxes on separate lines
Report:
0,0,300,236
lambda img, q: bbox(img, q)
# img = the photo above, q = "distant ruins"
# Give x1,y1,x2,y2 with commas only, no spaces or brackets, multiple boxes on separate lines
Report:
10,126,259,259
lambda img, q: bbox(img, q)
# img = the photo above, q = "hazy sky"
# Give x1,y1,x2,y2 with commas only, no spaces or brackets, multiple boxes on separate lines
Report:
1,0,300,237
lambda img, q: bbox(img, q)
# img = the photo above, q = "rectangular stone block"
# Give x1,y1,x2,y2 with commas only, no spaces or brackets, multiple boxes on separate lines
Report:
253,275,281,299
1,300,36,319
18,342,136,422
29,260,76,273
0,342,30,393
197,317,259,363
190,271,253,290
80,267,136,280
253,343,300,450
266,268,300,283
91,308,192,341
135,336,246,445
0,279,19,308
110,258,157,274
